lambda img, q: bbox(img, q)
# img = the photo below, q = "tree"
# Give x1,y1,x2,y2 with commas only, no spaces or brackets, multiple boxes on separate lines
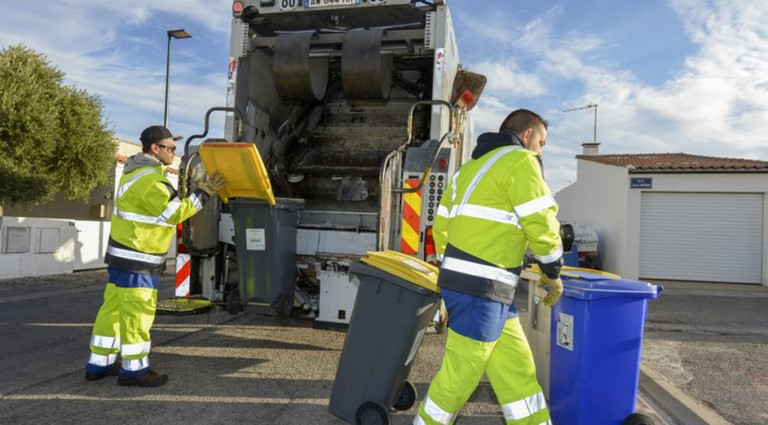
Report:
0,44,115,209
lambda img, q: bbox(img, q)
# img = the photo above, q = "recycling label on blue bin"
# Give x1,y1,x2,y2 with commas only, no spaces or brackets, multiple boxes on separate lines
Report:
557,312,574,351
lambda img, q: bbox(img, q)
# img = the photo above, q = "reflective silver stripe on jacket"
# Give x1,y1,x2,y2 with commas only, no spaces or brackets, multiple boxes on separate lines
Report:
501,391,547,421
121,341,151,356
189,193,203,211
450,170,460,204
123,357,150,372
114,210,177,227
88,353,118,367
450,203,519,227
514,194,556,218
458,146,520,209
106,246,165,265
114,168,188,228
442,257,519,287
418,395,456,425
116,169,156,200
91,334,120,350
437,205,450,218
160,193,203,223
160,197,185,223
534,246,563,264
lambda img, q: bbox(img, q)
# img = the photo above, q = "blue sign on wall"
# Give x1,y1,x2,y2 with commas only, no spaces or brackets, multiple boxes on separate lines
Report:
630,177,652,189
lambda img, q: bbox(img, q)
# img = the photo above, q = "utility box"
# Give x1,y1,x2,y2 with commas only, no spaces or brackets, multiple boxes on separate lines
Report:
316,269,360,328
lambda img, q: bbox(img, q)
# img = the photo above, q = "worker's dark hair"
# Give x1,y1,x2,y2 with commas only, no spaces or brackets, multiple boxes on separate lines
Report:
499,109,548,135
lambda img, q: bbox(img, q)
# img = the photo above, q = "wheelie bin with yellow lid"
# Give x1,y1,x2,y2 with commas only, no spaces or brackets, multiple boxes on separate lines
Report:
328,251,441,425
199,142,304,317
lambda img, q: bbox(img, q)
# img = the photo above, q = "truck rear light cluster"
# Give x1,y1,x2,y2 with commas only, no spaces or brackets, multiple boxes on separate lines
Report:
424,226,438,266
233,1,259,20
177,223,187,254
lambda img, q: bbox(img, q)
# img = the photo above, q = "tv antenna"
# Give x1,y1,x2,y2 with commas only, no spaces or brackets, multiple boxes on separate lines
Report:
562,103,598,143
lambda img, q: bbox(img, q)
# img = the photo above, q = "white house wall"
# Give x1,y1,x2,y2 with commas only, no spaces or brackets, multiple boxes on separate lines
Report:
557,161,768,285
74,221,111,270
0,217,77,279
555,161,631,276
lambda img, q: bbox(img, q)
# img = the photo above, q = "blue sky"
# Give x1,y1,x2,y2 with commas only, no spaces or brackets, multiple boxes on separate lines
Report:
1,0,767,193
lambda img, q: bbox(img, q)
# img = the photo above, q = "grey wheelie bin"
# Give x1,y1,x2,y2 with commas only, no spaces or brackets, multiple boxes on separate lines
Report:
198,142,304,317
329,250,440,425
230,198,304,317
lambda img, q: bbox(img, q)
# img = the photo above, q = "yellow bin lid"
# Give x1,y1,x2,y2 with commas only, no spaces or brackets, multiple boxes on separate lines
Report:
361,250,440,293
524,263,621,279
198,142,276,205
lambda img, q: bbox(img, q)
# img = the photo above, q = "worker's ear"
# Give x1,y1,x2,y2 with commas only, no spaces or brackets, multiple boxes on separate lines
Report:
520,128,533,149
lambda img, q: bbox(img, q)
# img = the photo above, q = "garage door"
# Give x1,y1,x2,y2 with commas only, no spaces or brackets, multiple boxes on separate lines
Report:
639,192,764,284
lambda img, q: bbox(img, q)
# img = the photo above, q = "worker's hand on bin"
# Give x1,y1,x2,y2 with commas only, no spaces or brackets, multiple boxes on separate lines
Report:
199,172,226,196
538,274,563,306
188,165,205,191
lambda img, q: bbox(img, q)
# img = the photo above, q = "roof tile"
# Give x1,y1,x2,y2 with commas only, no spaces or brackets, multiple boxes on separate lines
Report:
576,153,768,172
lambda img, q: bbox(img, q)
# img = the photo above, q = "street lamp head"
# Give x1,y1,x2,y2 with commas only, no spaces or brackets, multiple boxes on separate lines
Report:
167,29,192,39
164,28,192,127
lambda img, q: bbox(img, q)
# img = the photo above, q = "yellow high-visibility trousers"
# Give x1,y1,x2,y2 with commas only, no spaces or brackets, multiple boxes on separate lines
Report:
415,317,550,425
86,270,158,377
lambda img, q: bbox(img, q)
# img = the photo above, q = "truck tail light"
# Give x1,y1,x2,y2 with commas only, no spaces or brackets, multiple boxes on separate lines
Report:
424,226,438,266
232,1,244,15
177,223,187,254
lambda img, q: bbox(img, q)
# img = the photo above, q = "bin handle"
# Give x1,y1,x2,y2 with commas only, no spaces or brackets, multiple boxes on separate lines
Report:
532,295,541,330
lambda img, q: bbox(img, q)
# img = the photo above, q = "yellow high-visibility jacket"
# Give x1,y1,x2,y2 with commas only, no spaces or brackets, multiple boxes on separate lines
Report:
434,133,562,304
105,153,209,274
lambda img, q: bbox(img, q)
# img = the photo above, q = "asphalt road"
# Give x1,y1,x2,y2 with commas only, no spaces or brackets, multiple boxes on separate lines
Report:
0,269,766,424
641,286,768,425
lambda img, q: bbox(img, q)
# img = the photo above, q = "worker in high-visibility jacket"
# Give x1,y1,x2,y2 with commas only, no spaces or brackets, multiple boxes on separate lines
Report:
84,125,226,388
414,109,563,425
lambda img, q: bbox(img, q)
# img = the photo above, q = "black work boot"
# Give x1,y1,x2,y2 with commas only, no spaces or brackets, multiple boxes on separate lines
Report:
117,370,169,388
85,363,120,381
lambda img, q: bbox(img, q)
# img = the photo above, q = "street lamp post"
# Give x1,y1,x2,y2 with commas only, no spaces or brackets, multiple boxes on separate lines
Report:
164,29,192,127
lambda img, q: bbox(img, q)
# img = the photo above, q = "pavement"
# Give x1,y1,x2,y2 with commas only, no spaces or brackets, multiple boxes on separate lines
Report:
637,280,768,425
0,268,766,424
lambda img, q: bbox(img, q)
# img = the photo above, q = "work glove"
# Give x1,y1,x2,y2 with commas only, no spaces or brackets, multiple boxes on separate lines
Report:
198,172,226,196
538,273,563,306
187,164,204,192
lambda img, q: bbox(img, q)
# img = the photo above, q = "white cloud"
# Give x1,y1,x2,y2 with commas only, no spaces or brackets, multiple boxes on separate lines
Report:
0,0,231,143
457,0,768,193
472,61,547,97
4,0,768,190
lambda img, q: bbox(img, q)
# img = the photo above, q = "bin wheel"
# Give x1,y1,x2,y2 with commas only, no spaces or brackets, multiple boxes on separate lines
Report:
225,288,241,315
393,381,417,411
276,294,292,318
623,413,655,425
355,401,390,425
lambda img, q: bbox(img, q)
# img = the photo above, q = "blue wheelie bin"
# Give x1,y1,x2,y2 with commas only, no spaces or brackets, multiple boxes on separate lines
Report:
548,271,662,425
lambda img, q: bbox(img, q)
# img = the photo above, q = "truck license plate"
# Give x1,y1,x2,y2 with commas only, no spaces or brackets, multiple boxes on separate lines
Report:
304,0,360,8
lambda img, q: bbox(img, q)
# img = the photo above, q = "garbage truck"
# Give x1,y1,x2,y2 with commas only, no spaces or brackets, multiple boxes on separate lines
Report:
174,0,486,325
